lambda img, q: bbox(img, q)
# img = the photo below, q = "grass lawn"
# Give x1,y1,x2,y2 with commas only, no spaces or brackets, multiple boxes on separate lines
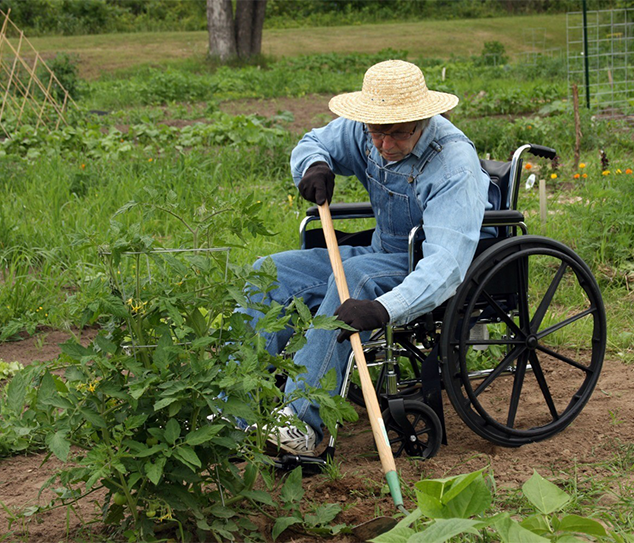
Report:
19,13,569,79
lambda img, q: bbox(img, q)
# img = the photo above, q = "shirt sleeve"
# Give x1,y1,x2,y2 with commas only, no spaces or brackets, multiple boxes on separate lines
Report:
290,117,368,185
376,146,489,325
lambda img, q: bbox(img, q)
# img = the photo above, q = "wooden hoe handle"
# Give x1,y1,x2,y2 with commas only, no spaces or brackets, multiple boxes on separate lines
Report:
317,202,403,508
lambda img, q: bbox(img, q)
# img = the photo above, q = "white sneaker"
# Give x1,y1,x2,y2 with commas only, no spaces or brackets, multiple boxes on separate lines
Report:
266,407,317,456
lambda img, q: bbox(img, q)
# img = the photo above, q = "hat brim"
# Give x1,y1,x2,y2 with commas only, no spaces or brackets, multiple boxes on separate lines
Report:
328,89,459,124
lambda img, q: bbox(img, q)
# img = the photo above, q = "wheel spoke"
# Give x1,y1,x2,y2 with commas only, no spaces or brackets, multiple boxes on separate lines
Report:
506,353,528,427
516,254,532,332
530,261,568,333
536,307,597,340
536,343,593,372
479,290,525,337
529,350,559,420
472,344,525,398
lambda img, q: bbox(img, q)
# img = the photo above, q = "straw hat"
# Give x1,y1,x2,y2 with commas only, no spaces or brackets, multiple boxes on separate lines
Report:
328,60,459,124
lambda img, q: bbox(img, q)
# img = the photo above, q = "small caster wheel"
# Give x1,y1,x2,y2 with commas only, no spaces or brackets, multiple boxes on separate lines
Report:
382,399,442,459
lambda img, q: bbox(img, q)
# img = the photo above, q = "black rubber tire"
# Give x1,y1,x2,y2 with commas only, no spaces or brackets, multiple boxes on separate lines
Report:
441,235,606,447
381,399,443,459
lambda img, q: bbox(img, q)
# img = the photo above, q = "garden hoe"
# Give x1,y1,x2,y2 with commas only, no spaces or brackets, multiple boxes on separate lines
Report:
317,202,408,540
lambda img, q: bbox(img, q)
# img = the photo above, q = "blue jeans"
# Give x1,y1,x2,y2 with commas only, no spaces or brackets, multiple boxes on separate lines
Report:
244,245,409,444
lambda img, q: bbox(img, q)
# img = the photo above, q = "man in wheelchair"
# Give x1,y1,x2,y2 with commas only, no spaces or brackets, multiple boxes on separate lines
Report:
245,59,501,456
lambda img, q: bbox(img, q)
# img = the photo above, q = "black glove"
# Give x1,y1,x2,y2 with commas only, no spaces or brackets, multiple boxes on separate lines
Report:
297,161,335,205
334,299,390,343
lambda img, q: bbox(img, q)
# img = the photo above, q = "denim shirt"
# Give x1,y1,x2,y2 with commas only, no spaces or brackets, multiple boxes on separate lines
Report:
290,115,499,326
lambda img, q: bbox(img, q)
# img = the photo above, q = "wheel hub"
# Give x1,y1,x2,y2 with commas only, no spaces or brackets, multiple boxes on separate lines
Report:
526,334,539,350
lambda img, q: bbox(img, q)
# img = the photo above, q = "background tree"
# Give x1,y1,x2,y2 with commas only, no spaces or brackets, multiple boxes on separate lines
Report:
206,0,267,61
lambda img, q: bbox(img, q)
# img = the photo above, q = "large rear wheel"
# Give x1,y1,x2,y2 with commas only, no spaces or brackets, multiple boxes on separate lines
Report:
441,236,606,447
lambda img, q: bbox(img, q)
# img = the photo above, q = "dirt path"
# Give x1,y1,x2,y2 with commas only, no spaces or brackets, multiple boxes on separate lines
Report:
1,331,632,542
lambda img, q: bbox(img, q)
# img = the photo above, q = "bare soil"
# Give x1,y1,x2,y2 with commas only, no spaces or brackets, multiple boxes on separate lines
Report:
1,329,633,542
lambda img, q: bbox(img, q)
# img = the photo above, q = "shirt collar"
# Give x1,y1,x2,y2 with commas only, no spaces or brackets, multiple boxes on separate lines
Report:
410,116,438,160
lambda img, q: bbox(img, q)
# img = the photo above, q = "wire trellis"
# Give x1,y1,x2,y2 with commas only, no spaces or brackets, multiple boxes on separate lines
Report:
567,8,634,116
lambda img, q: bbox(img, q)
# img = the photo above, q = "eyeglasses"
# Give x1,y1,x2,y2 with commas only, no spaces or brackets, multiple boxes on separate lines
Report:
366,128,417,141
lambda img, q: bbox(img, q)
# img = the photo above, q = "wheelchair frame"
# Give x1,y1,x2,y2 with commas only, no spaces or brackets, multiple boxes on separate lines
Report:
279,143,606,470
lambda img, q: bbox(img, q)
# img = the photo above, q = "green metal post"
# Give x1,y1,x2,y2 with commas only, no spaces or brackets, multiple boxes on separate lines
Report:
582,0,591,108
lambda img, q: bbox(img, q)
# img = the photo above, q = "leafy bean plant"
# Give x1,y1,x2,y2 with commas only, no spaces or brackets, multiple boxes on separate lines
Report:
2,198,356,541
372,469,634,543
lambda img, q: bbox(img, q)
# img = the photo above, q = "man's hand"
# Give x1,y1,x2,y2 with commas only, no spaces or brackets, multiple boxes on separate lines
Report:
334,299,390,343
298,162,335,205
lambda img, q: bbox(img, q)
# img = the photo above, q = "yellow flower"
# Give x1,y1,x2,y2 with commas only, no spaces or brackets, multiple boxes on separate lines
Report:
602,170,610,176
579,163,586,168
88,383,96,393
582,173,588,178
148,158,153,162
616,169,622,174
550,173,558,179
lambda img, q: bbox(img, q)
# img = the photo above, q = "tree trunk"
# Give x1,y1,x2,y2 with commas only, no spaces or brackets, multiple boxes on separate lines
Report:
207,0,236,61
207,0,266,61
250,0,267,56
235,0,254,58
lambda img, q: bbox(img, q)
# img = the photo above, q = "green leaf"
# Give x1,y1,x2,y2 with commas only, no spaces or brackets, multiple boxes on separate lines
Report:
80,407,107,428
164,418,181,445
46,431,70,462
36,371,59,408
241,489,276,507
558,514,608,537
256,303,291,333
442,475,492,518
304,503,341,527
173,445,201,469
408,518,482,543
60,340,91,360
209,504,236,519
153,395,179,411
145,456,166,485
522,471,571,515
94,334,118,354
521,513,551,534
272,516,302,540
280,467,304,505
368,525,415,543
494,513,550,543
185,424,222,446
6,368,30,412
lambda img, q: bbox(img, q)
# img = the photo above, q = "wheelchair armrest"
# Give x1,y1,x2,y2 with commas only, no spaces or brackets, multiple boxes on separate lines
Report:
482,210,525,226
306,202,374,219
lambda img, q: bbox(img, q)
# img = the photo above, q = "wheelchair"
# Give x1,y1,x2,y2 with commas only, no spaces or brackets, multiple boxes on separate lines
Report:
281,143,606,469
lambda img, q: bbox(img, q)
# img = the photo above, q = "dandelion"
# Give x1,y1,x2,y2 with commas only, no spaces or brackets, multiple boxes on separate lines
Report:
524,163,533,170
550,173,558,180
602,170,610,176
616,169,622,174
579,163,586,169
148,158,153,162
287,194,294,207
582,173,588,178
